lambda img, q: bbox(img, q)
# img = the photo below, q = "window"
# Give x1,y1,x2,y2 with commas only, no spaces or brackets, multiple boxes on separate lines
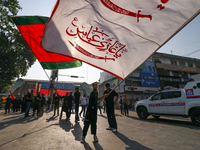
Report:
179,61,185,66
161,91,181,99
170,60,177,65
195,63,200,68
181,72,188,78
172,71,179,76
173,91,181,98
153,57,160,62
151,93,161,100
197,83,200,88
187,62,193,67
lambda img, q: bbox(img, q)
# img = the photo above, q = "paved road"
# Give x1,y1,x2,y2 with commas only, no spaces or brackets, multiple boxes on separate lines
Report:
0,108,199,150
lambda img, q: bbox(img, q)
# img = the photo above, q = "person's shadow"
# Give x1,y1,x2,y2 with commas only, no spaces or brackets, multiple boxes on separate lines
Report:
46,116,57,122
93,141,103,150
59,119,73,132
114,132,153,150
71,122,83,141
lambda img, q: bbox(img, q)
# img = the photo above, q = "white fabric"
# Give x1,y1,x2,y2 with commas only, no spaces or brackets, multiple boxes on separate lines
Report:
42,0,200,79
80,96,87,105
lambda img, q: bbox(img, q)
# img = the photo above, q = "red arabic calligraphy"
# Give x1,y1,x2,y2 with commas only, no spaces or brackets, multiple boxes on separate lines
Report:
100,0,152,22
68,41,115,62
157,0,170,10
66,17,128,62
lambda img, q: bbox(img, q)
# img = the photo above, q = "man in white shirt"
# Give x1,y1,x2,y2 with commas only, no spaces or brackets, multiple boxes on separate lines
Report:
79,93,87,117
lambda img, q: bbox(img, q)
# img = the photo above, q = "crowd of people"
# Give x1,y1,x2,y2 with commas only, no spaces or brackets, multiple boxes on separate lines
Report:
1,83,138,143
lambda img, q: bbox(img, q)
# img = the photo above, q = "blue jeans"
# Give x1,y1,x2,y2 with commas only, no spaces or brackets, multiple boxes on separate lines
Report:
25,102,32,116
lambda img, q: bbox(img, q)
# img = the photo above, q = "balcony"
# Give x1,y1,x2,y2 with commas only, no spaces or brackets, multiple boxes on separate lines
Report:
155,63,200,73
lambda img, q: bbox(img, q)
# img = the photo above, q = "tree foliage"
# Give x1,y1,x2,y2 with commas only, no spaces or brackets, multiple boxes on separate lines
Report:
0,0,36,92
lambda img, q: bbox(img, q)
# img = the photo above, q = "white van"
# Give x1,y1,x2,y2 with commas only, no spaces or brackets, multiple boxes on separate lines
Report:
135,81,200,126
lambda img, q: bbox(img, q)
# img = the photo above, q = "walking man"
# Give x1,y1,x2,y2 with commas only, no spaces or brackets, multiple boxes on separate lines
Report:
103,83,118,132
81,82,107,143
74,87,80,121
60,92,68,119
66,92,73,120
79,93,87,117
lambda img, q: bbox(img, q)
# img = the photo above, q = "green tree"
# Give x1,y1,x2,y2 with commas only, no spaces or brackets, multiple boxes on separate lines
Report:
0,0,36,92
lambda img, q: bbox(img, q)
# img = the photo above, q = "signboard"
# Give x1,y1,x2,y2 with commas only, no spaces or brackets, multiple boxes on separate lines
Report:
125,86,159,92
140,72,160,87
31,89,72,96
135,61,157,73
160,76,180,82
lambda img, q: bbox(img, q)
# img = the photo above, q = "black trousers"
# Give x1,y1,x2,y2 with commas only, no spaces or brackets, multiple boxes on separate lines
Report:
66,105,72,119
106,106,117,129
13,104,17,112
120,105,123,114
75,103,79,120
124,105,129,116
83,110,97,137
33,105,40,115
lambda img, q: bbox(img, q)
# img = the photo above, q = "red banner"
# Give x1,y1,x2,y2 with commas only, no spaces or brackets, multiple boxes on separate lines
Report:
31,89,72,96
9,88,15,101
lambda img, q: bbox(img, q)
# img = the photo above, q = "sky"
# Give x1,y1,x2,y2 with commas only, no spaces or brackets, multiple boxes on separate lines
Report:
17,0,200,84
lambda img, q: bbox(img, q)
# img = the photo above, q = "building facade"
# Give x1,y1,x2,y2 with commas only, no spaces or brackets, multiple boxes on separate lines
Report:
99,52,200,105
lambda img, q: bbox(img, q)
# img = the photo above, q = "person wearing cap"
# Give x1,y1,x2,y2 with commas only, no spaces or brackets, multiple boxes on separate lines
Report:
81,82,107,143
103,83,118,132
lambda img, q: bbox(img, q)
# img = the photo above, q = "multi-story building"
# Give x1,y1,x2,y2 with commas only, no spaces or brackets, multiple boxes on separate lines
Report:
99,52,200,106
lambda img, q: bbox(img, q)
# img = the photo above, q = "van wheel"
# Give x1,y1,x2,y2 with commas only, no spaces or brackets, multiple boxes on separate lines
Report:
190,110,200,126
152,115,160,119
137,107,148,119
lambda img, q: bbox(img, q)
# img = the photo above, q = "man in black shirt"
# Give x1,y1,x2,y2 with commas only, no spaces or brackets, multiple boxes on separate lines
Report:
53,93,60,116
66,92,73,119
5,95,12,114
74,87,80,121
81,82,107,143
33,92,42,116
103,83,118,132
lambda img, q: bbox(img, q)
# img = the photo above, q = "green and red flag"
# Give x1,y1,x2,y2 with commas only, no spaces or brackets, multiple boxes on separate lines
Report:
12,16,82,69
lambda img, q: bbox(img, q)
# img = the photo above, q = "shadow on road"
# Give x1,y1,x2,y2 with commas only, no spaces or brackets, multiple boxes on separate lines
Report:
127,115,199,130
83,142,93,150
146,117,199,129
71,122,83,141
0,114,39,130
98,114,107,119
59,119,73,132
93,141,103,150
0,124,54,147
114,132,153,150
46,116,58,122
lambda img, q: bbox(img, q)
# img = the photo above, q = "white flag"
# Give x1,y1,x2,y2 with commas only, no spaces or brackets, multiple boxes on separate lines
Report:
42,0,200,79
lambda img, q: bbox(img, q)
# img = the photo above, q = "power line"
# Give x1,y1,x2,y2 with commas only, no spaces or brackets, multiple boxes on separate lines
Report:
182,48,200,56
169,40,200,49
